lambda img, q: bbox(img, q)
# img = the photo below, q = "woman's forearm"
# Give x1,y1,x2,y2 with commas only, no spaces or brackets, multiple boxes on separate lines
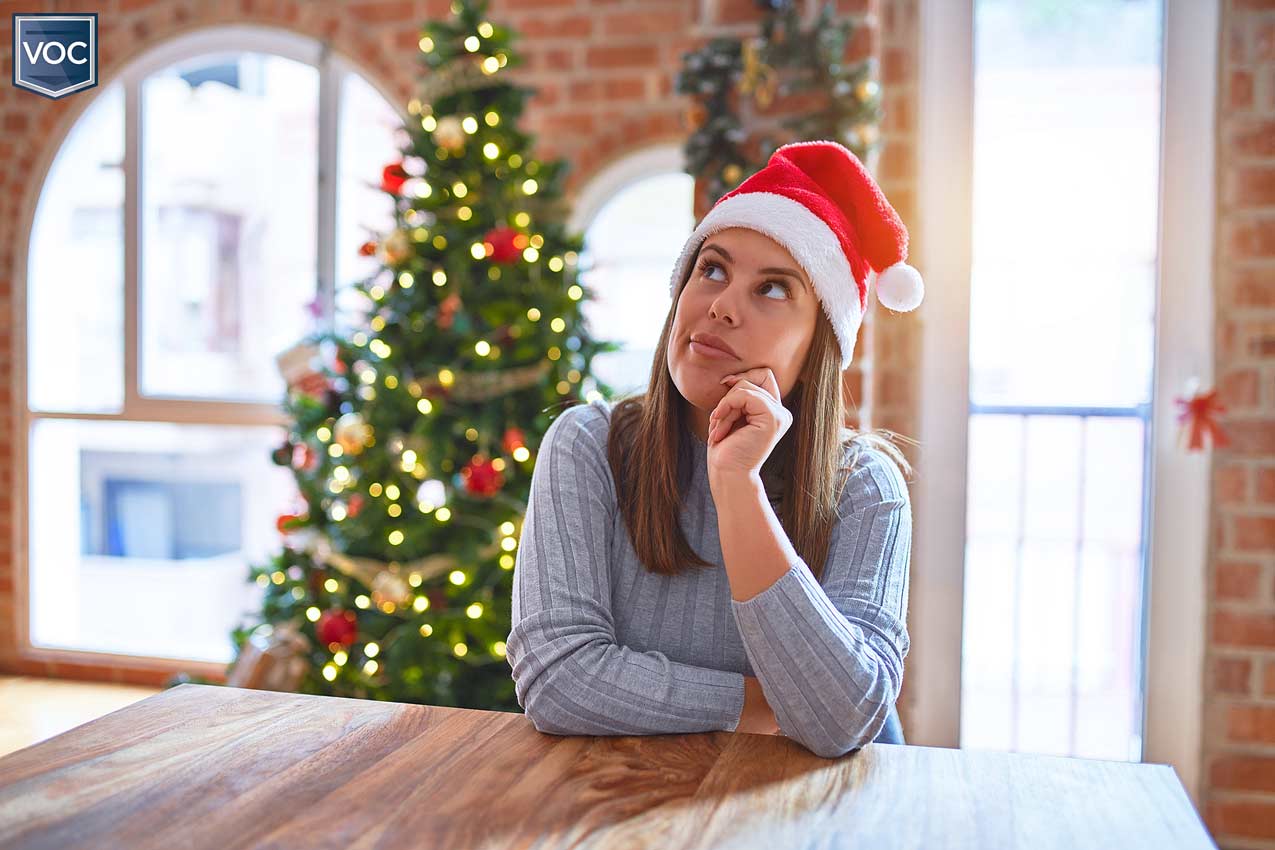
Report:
711,471,801,603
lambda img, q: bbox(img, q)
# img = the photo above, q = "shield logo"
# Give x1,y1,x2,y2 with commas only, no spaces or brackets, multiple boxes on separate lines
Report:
12,13,98,100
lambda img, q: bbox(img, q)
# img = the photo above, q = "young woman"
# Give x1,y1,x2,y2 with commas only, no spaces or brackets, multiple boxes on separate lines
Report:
506,140,925,758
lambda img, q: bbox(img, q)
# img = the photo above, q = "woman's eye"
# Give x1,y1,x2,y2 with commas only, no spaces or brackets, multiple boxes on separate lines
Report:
758,281,791,300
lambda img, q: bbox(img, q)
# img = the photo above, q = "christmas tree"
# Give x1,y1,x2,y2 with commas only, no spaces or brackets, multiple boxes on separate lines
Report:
204,0,620,710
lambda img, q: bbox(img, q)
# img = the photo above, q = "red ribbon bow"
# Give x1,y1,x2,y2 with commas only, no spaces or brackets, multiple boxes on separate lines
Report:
1173,387,1229,452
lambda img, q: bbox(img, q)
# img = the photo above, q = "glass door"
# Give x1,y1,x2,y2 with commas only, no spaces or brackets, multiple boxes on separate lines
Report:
959,0,1164,760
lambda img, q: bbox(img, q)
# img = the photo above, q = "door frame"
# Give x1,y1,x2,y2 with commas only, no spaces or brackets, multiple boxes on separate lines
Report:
911,0,1217,809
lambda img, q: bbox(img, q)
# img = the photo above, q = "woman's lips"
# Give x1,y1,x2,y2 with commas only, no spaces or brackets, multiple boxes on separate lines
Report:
689,339,739,360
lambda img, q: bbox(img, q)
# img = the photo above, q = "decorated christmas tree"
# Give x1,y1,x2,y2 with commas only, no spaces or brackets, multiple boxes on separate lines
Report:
204,0,620,710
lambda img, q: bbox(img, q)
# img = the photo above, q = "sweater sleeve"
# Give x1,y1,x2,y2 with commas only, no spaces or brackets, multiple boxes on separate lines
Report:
730,445,913,758
506,402,747,736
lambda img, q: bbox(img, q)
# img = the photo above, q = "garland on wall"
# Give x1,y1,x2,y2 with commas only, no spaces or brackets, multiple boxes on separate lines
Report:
676,0,884,207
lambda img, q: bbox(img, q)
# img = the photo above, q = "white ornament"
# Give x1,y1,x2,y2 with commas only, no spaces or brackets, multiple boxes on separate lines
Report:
416,479,448,510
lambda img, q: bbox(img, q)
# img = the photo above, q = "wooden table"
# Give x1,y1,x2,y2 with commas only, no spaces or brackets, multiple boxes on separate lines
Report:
0,683,1215,849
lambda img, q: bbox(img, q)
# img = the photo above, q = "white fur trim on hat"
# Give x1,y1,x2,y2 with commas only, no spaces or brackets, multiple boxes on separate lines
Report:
668,191,863,370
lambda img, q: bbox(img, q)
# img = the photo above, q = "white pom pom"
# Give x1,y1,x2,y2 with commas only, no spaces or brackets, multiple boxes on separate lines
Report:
874,261,924,312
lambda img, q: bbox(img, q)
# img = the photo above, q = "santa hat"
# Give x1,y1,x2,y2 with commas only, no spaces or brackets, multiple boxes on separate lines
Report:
668,139,923,370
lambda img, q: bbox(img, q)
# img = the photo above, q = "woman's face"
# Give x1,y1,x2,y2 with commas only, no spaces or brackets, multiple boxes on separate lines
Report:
667,227,819,427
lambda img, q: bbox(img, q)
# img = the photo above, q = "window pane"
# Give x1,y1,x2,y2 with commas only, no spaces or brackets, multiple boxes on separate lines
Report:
28,82,124,413
962,413,1146,759
336,71,402,331
969,0,1161,408
28,418,295,663
580,172,695,396
140,53,319,402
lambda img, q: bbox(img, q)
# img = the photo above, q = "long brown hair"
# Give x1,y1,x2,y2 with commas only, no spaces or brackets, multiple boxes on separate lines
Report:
596,257,917,581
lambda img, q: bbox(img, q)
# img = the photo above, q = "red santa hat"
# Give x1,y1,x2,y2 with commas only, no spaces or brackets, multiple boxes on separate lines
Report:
668,139,923,370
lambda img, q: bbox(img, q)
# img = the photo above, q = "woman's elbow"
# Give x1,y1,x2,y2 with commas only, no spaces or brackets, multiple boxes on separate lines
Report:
798,725,871,759
806,739,861,759
514,665,593,737
514,672,564,735
792,700,894,758
525,704,573,736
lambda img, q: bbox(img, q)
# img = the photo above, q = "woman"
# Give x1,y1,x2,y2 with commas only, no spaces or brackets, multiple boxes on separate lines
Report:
506,140,925,758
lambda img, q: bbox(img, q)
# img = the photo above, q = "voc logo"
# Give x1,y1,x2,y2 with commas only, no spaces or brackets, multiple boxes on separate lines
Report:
12,13,98,100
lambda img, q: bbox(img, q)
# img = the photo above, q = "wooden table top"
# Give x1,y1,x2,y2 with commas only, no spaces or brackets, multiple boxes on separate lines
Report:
0,683,1215,850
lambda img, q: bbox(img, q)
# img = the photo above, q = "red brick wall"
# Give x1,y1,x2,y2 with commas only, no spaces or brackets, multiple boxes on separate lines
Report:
1205,2,1275,845
0,0,921,706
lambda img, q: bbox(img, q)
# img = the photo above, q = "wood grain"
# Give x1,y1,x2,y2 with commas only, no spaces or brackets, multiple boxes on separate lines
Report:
0,684,1216,850
0,675,160,758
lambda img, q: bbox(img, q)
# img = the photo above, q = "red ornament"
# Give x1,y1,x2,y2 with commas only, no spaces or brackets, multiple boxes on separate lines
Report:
347,493,365,518
483,226,522,264
316,608,359,647
292,442,319,472
381,161,409,195
291,371,329,401
437,292,462,330
1173,386,1230,452
358,240,377,257
276,513,306,534
502,427,526,455
460,455,505,497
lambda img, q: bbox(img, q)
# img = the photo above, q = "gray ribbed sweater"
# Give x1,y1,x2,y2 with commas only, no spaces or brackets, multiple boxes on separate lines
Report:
505,398,912,758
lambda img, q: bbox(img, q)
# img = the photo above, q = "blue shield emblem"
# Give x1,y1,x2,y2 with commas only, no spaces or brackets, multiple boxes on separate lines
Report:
13,13,98,100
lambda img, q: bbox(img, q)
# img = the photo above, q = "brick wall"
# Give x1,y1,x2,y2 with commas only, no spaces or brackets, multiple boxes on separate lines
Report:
0,0,922,716
1204,2,1275,846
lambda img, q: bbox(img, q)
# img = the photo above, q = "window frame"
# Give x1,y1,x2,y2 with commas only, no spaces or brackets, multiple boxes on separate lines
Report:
11,25,401,679
912,0,1216,808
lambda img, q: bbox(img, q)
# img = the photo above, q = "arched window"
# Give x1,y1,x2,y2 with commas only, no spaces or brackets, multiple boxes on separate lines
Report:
21,27,402,665
572,146,696,397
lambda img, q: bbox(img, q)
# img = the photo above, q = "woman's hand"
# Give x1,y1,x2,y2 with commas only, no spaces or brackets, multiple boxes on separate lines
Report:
707,366,792,482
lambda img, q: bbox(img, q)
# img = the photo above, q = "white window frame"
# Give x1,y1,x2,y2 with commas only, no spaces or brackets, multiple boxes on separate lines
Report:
10,25,400,674
911,0,1217,808
566,142,686,235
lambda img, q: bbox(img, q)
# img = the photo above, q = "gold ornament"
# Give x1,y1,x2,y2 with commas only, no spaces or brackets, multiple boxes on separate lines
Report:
855,79,880,102
852,123,880,147
683,100,708,133
372,570,413,609
378,229,412,267
739,38,779,109
722,163,743,185
334,412,372,456
432,115,466,152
